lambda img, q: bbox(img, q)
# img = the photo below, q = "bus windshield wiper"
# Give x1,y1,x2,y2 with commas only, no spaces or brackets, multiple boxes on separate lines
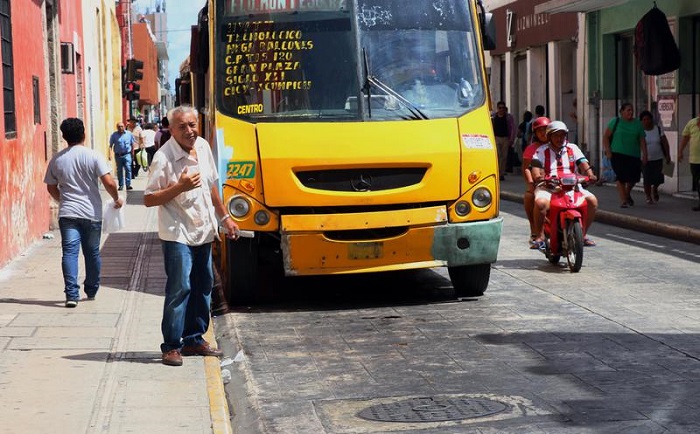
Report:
366,75,428,120
361,48,372,118
361,47,428,121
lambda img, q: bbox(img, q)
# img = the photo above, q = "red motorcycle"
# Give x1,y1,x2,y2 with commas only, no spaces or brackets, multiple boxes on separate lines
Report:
538,174,589,272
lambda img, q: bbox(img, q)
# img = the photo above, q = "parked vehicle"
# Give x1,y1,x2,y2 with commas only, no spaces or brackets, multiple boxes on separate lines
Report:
186,0,502,303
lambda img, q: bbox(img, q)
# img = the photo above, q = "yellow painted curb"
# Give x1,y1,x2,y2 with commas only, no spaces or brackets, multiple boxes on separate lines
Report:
204,326,233,434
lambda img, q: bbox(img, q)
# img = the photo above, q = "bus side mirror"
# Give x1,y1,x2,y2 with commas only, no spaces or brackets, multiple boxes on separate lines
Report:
481,12,497,51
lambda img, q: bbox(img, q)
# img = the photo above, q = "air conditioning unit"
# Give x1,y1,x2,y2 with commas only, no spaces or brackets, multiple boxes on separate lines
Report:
60,42,75,74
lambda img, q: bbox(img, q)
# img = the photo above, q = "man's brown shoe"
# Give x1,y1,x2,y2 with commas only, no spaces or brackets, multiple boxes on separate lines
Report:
162,349,183,366
181,342,223,357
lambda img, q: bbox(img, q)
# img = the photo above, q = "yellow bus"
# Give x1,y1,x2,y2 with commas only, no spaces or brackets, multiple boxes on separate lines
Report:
200,0,502,303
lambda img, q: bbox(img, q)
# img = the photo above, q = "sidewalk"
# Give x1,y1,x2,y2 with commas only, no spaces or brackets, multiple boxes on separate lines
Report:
0,176,231,434
499,173,700,245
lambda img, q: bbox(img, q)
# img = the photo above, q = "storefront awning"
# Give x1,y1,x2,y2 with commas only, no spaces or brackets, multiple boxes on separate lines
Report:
534,0,628,14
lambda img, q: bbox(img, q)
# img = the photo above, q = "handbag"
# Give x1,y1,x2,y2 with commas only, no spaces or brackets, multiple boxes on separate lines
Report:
600,154,616,183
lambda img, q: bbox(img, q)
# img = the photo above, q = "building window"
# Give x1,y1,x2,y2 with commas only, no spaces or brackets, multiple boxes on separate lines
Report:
0,0,16,136
60,42,75,74
33,76,40,124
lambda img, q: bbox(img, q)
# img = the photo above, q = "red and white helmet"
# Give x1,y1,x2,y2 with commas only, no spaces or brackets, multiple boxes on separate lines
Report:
531,117,551,132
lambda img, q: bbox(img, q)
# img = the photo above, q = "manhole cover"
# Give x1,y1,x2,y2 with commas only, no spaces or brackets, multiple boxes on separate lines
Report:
357,396,508,423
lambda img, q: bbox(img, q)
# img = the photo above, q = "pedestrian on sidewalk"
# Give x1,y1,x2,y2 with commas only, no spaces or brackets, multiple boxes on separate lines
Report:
142,122,157,168
603,103,648,208
639,110,670,205
144,106,240,367
492,101,515,181
44,118,124,308
109,122,135,191
678,115,700,211
127,117,144,178
153,116,171,151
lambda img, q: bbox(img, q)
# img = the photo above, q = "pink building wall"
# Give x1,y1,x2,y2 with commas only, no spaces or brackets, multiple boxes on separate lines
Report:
0,1,50,267
58,0,85,119
0,0,86,268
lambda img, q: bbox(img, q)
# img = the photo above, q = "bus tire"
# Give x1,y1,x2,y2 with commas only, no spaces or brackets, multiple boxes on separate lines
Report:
448,264,490,298
225,236,259,305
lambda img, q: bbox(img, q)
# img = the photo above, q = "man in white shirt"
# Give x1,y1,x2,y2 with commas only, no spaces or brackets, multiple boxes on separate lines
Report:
144,106,239,367
530,121,598,248
128,117,145,177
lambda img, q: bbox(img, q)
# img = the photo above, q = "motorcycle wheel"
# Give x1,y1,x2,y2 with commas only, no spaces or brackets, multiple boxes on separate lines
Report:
565,220,584,272
544,237,560,264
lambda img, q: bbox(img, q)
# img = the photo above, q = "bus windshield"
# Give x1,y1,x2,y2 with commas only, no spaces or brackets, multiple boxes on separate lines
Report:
216,0,484,122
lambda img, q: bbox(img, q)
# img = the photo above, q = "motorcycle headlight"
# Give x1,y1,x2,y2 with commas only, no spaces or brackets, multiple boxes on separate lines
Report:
560,175,578,186
228,196,251,218
472,187,492,208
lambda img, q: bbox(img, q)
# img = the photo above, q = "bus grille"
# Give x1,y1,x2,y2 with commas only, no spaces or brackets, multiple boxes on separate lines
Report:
295,168,426,192
324,227,408,241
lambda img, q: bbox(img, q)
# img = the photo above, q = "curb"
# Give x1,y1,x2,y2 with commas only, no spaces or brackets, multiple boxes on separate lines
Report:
204,326,234,434
501,191,700,245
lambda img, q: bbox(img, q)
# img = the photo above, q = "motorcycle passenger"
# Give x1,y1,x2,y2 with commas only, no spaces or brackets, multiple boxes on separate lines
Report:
530,121,598,249
522,116,550,248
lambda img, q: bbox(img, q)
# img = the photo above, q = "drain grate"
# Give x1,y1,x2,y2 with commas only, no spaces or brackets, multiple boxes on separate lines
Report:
357,396,508,423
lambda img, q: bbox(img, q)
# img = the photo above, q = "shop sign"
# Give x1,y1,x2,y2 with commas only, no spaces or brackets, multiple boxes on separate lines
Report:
657,97,675,128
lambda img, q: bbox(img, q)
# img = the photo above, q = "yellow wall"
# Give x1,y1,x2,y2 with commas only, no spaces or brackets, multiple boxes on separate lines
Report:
81,0,122,159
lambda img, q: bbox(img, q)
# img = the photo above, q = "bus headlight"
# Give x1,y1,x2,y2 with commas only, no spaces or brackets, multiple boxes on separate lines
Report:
254,210,270,226
228,196,251,218
455,201,471,216
472,187,492,208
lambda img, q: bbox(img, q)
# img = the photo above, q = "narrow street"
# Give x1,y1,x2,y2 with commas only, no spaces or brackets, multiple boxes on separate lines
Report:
217,200,700,433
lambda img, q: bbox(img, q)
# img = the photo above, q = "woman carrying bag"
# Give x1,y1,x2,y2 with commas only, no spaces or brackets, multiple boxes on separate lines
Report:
639,110,670,204
602,103,648,208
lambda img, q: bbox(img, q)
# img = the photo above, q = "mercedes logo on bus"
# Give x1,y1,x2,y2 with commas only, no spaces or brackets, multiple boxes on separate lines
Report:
350,173,373,192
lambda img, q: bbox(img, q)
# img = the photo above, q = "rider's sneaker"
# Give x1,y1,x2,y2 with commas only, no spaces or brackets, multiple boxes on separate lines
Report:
530,240,546,250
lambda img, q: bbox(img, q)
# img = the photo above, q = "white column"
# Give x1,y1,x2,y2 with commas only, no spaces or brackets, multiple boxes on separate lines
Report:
504,50,515,109
547,40,560,121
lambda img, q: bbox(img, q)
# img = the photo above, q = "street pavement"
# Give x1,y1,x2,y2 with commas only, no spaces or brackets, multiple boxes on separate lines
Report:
0,175,231,434
0,171,697,434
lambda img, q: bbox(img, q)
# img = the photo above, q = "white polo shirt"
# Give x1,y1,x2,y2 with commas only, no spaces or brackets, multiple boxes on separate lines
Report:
145,136,220,246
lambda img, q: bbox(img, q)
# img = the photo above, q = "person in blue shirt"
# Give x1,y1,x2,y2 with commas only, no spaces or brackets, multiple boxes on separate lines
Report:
108,122,135,190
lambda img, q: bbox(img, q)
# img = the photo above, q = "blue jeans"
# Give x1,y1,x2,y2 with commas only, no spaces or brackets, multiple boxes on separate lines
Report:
160,241,213,353
59,217,102,301
115,153,132,188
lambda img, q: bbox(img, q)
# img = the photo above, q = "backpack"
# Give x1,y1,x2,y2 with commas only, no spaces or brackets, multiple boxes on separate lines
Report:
634,5,680,76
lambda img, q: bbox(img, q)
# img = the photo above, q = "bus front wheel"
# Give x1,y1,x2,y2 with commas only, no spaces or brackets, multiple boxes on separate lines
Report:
448,264,491,298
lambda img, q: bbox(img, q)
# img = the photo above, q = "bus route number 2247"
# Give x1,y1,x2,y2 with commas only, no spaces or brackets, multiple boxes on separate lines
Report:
226,161,256,179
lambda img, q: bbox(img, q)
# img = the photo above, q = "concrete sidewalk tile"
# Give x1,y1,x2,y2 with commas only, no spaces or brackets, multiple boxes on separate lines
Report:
0,327,35,337
34,326,116,338
8,337,114,350
9,312,121,327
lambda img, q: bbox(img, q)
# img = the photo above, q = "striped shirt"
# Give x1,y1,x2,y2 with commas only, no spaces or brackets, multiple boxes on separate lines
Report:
531,142,588,178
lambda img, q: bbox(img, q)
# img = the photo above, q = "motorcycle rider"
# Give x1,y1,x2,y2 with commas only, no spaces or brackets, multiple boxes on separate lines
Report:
522,116,550,248
530,121,599,249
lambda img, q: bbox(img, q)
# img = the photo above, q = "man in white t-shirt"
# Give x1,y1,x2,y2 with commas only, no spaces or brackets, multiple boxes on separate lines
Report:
128,117,145,177
44,118,123,307
530,121,598,248
144,106,239,367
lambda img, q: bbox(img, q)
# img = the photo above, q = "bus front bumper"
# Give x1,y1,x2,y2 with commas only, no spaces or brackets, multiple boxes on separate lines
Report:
280,217,503,276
